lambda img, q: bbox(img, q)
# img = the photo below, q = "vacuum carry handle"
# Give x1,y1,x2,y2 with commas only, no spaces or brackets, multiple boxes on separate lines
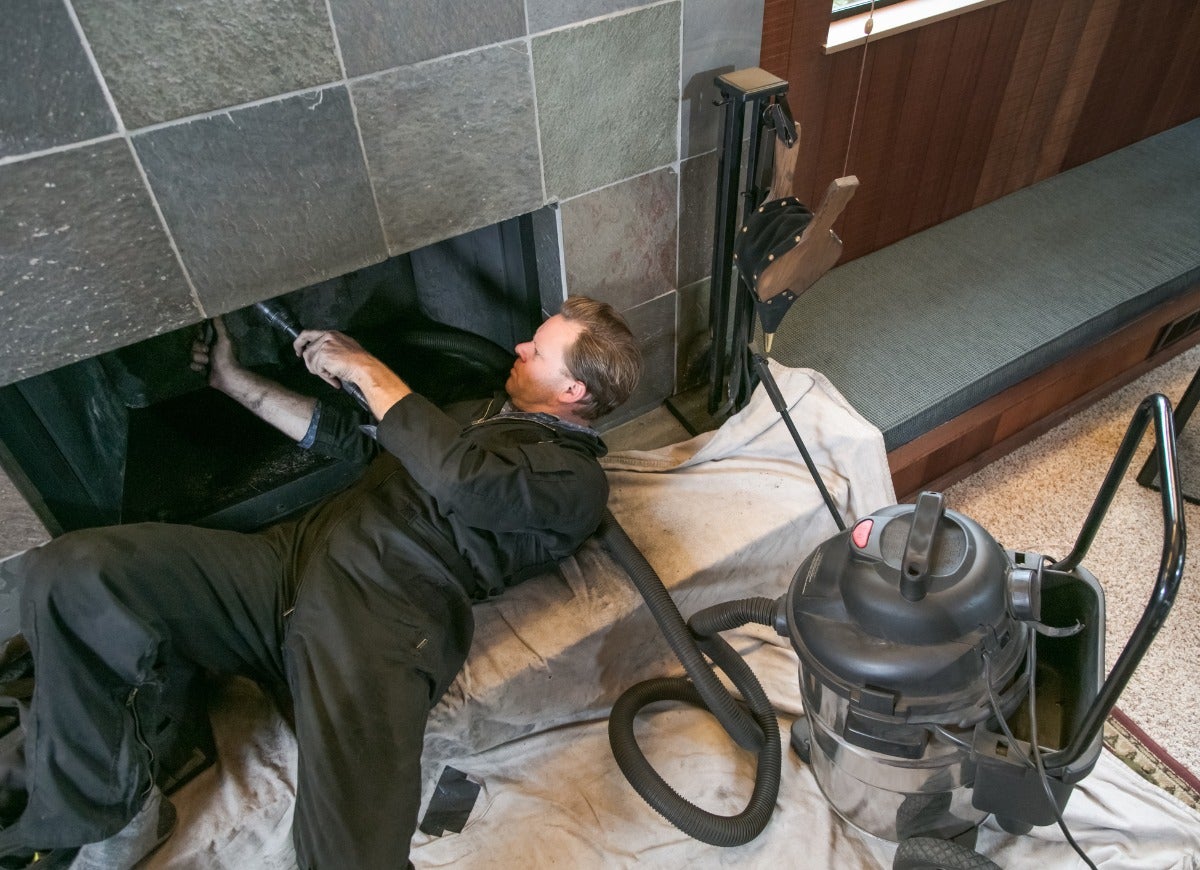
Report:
1045,393,1185,769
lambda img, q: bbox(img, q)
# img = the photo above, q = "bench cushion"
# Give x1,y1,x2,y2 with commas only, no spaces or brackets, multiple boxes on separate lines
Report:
771,119,1200,450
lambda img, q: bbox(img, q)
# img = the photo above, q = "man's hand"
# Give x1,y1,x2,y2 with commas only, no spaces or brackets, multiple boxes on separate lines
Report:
293,330,369,393
294,329,412,419
191,315,317,441
190,316,242,392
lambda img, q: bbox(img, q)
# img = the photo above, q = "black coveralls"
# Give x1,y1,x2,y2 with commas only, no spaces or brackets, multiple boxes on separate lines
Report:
0,391,609,868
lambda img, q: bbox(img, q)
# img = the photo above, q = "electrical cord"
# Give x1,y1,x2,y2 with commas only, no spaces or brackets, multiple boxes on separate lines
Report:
981,653,1034,772
981,646,1097,870
1025,641,1098,870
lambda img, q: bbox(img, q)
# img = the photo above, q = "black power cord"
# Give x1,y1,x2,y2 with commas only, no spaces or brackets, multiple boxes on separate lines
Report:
981,646,1098,870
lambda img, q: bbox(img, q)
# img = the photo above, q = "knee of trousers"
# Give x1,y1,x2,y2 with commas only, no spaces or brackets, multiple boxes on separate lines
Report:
13,537,164,685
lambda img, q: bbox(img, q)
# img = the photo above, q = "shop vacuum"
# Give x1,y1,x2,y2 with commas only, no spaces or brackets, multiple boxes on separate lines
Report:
602,356,1186,870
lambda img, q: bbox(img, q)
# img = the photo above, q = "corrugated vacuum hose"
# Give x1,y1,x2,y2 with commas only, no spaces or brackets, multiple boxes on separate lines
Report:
599,510,783,846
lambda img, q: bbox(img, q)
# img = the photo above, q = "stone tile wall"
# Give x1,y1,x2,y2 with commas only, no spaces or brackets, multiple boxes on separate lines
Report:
1,0,764,422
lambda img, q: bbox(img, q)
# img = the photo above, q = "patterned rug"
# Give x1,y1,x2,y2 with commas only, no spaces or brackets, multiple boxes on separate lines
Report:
1105,709,1200,811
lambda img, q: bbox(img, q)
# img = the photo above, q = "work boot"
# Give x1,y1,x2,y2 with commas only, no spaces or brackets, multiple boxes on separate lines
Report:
68,786,177,870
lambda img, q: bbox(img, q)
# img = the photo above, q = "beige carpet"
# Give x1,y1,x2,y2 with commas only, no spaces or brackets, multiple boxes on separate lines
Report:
945,342,1200,786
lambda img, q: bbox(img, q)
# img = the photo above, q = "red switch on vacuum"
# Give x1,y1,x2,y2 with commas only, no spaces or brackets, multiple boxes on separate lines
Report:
851,519,873,549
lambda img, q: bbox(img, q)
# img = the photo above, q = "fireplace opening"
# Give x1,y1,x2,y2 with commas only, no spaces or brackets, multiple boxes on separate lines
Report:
0,209,560,536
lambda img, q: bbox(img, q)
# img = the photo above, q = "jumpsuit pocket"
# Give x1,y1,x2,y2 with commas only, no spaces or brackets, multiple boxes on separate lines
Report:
123,686,157,800
382,614,445,707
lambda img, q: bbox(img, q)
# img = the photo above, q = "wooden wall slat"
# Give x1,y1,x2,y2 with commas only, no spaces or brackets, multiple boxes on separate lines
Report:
906,12,993,235
1066,0,1194,166
759,0,796,76
972,0,1062,206
1141,1,1200,137
1005,0,1090,192
806,48,863,206
1032,0,1122,179
938,0,1030,221
839,36,919,259
870,19,958,251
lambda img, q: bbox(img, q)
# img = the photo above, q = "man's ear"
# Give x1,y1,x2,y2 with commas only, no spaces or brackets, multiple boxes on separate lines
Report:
562,378,587,404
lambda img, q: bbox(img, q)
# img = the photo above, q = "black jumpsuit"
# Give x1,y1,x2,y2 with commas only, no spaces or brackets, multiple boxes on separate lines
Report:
0,391,609,868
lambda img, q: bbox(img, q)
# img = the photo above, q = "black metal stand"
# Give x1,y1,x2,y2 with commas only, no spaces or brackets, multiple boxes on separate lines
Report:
666,68,791,435
1137,362,1200,503
706,68,789,417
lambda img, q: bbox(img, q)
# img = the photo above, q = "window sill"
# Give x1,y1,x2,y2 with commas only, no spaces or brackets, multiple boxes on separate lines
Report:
825,0,1007,54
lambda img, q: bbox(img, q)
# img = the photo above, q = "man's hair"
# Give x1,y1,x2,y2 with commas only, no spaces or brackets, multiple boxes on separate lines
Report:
559,296,642,422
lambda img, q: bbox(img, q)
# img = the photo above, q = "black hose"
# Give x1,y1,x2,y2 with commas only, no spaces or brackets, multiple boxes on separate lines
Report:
598,510,783,847
389,326,515,374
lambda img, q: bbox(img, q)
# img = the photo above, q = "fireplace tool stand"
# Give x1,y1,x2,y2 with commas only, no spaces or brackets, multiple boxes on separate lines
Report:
667,67,858,434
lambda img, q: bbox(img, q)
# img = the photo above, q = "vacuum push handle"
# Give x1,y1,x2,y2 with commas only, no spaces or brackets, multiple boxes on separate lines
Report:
1045,392,1185,769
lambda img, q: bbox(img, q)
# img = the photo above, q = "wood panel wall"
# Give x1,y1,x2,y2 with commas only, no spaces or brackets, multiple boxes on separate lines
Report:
761,0,1200,263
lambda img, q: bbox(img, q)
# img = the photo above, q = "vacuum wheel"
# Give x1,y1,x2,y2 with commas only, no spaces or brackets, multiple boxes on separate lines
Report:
893,837,1001,870
789,717,812,764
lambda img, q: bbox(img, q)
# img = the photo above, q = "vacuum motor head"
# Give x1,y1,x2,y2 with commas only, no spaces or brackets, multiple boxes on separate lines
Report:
787,492,1036,730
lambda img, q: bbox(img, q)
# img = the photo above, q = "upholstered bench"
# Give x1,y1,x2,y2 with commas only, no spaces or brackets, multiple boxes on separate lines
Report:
770,119,1200,466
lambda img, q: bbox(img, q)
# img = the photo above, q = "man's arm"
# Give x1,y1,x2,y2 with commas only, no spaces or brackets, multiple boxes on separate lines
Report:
293,329,413,420
191,317,316,442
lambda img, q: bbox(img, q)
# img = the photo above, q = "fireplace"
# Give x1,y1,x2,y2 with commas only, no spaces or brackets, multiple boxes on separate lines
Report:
0,212,553,535
2,0,771,537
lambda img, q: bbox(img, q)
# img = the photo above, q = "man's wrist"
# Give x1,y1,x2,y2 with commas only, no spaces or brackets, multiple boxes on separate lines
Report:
297,404,322,448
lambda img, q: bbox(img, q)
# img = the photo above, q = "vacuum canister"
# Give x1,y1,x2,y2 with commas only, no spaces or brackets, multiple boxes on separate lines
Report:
785,491,1042,841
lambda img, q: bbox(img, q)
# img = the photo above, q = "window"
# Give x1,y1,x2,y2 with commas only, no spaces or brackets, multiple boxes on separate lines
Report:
832,0,906,20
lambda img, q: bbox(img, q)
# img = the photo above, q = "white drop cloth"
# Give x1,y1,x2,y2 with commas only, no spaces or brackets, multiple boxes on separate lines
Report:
145,364,1200,868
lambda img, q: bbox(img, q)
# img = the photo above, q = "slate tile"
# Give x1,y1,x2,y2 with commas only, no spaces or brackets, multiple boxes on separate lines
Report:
72,0,341,129
133,86,387,314
533,3,680,200
599,291,676,426
676,278,711,390
330,0,525,77
679,151,719,288
352,43,543,256
526,0,644,34
681,0,764,159
1,0,115,158
560,168,678,313
0,140,198,386
531,205,565,317
680,138,752,286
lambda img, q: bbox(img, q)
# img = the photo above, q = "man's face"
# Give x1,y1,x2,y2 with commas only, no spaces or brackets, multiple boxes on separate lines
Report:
506,314,584,413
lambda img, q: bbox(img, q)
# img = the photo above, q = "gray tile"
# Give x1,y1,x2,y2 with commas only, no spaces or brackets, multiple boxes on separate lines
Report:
679,137,753,286
133,86,387,314
1,0,116,158
676,278,710,390
561,168,678,312
330,0,525,77
533,3,680,200
73,0,341,129
679,151,719,287
353,44,543,256
532,205,565,316
0,140,199,387
681,0,763,159
599,291,676,426
526,0,644,34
